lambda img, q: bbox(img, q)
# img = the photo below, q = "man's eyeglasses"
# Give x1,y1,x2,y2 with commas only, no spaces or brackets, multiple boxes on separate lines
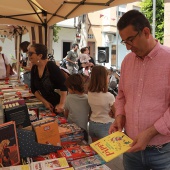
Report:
121,32,139,46
28,52,37,56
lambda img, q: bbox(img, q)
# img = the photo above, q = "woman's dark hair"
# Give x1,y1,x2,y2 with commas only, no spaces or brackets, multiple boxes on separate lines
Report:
20,41,30,53
117,10,152,33
88,65,108,93
65,74,84,93
31,43,48,60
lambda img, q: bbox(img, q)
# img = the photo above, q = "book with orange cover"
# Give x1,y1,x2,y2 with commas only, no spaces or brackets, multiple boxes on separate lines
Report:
32,118,61,146
90,131,133,162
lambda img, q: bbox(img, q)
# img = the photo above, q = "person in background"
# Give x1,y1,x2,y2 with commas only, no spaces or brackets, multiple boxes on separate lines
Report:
66,43,79,74
109,10,170,170
0,46,10,79
64,74,91,142
88,65,115,142
78,47,95,75
29,43,67,113
20,41,32,88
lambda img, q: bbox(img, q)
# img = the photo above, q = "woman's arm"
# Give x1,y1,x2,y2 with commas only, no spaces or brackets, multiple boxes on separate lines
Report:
55,91,67,113
34,91,54,112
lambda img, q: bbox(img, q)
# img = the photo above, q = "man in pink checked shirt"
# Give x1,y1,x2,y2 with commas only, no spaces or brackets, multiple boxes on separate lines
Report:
109,10,170,170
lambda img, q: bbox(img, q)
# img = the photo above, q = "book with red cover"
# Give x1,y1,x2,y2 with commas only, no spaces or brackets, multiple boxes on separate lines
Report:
61,140,88,149
32,152,59,162
57,145,96,162
0,121,20,167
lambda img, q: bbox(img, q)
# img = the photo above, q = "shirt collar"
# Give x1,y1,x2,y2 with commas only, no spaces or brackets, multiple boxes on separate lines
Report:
136,40,160,60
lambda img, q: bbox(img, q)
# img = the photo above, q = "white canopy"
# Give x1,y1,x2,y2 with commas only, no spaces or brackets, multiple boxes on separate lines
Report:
0,0,138,26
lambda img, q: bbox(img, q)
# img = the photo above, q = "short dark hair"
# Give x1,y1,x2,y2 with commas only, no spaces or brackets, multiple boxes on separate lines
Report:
117,10,152,33
88,65,108,93
72,43,79,49
31,44,48,60
80,47,88,54
20,41,30,53
65,74,84,93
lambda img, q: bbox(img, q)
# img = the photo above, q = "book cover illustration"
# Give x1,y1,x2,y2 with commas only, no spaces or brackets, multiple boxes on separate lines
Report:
31,158,69,170
74,164,111,170
57,145,96,162
0,164,31,170
0,121,20,167
90,131,133,162
59,123,82,136
70,154,105,170
61,140,88,149
32,118,61,146
32,152,58,162
4,103,31,128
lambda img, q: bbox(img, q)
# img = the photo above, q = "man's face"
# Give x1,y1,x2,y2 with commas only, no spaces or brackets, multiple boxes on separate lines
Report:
119,25,150,58
74,45,78,51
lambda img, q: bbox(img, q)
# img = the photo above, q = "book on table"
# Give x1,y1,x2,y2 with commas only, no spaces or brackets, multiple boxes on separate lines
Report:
31,118,61,146
31,157,69,170
90,131,133,162
57,145,96,162
70,154,105,170
0,121,20,167
3,99,31,128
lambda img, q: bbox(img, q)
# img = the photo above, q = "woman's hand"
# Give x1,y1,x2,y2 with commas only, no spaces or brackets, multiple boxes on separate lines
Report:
55,103,64,113
44,101,54,112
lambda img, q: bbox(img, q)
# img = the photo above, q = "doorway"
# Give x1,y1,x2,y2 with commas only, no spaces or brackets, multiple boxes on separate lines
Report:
63,42,71,58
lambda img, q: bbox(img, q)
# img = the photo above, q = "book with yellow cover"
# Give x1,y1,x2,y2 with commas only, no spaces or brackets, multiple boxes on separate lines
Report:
90,131,133,162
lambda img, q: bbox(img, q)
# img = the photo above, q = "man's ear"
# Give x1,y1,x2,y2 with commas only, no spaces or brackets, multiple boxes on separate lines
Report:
143,27,150,39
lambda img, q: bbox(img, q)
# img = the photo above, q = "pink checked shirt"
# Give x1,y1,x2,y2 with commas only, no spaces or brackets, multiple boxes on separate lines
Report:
115,42,170,145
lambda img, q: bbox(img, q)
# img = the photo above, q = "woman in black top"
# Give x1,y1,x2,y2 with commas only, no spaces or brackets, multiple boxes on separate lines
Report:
29,44,67,113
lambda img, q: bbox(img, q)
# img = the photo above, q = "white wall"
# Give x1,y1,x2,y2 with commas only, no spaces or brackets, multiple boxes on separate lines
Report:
0,38,15,64
0,32,30,64
52,27,77,62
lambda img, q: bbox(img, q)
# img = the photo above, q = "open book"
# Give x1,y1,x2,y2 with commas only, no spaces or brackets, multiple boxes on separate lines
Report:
90,131,133,162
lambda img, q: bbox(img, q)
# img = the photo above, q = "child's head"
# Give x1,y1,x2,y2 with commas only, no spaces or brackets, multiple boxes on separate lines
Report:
88,65,108,93
65,74,84,93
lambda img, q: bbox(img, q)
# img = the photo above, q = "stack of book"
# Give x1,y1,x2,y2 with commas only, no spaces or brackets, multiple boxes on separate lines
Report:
58,123,84,142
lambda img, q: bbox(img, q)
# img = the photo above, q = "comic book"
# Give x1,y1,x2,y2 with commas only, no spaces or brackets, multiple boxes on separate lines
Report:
70,154,105,170
61,140,88,149
31,158,69,170
90,131,133,162
0,164,31,170
74,164,111,170
57,145,96,162
0,121,20,167
59,123,82,136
